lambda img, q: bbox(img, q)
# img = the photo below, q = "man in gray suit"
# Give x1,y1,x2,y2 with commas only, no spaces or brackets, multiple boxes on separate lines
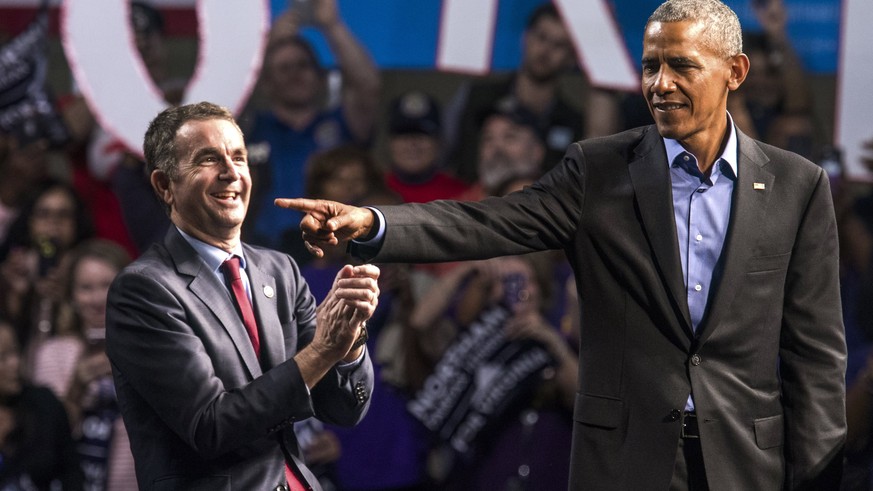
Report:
279,0,846,488
106,102,378,490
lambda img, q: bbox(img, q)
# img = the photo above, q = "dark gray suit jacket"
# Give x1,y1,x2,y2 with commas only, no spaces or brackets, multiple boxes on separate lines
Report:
356,125,846,490
107,226,374,490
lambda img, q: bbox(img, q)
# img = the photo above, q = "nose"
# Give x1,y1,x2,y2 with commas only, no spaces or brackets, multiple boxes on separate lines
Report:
219,158,241,181
651,67,676,95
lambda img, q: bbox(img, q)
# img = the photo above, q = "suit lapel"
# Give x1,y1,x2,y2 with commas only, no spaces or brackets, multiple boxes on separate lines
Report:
165,228,263,379
696,131,772,345
243,245,286,369
628,127,693,335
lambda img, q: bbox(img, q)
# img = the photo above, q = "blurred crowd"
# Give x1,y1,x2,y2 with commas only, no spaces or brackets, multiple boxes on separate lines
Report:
0,0,871,490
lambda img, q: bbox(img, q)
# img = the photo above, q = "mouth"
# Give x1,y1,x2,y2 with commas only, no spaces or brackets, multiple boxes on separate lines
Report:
652,101,686,112
211,191,241,202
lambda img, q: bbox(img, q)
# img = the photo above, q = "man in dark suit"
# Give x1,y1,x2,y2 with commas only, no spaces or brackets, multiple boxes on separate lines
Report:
278,0,845,488
106,102,377,490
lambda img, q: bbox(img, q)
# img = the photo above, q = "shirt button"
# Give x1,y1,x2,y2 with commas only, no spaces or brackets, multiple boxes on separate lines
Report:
691,354,702,366
683,155,690,161
695,234,703,241
694,284,702,292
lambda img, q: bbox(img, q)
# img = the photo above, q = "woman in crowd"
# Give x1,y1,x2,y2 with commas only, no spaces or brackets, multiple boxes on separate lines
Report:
28,239,135,490
0,180,94,360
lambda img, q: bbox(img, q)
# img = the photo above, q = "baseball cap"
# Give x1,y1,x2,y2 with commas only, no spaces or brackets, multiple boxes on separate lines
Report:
388,91,441,137
478,98,546,143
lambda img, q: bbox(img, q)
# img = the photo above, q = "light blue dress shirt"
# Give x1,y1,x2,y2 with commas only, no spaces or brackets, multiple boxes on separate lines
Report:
177,228,251,298
664,117,738,411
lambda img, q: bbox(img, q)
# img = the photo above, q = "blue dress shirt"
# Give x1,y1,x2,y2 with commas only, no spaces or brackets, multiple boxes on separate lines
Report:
664,117,738,410
177,227,251,299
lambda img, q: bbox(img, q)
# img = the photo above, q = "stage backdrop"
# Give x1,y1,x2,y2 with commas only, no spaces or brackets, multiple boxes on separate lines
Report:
0,0,867,177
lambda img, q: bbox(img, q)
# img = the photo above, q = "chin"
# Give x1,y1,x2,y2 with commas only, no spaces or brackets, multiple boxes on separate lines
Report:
654,124,677,139
653,120,686,140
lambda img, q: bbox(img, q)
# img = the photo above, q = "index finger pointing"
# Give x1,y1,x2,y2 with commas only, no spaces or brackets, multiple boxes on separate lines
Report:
274,198,323,213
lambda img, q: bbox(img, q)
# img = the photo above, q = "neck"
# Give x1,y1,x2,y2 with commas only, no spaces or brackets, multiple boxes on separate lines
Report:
390,166,438,185
680,116,731,175
273,104,318,130
515,72,559,115
174,220,241,253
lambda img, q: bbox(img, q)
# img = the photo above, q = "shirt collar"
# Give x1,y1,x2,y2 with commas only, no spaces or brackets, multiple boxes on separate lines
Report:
176,227,246,273
663,112,738,179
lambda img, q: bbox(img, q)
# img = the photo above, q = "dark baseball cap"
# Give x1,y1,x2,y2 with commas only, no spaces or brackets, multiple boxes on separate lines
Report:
478,98,546,143
388,91,441,137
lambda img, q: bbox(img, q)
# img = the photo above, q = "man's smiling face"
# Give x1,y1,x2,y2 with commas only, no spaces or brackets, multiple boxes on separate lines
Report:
165,118,251,247
642,19,736,147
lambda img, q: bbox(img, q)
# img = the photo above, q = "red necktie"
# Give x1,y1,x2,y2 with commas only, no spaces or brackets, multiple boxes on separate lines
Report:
220,257,306,491
221,256,260,358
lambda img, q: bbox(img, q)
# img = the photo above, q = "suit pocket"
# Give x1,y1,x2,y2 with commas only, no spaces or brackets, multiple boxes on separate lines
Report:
574,393,623,429
747,252,791,274
753,414,784,449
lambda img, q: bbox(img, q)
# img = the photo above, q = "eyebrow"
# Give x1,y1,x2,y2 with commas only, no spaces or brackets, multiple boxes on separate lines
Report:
190,147,220,161
640,56,699,67
667,56,697,65
190,147,247,161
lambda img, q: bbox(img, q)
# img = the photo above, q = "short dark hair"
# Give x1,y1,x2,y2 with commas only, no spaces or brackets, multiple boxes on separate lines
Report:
143,101,239,179
304,145,383,202
0,179,94,262
526,3,560,31
264,35,324,76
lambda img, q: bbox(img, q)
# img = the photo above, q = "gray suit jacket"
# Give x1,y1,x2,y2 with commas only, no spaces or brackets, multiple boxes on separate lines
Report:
107,227,374,490
356,125,846,490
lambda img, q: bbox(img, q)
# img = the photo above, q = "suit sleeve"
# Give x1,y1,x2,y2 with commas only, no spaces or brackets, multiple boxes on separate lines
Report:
280,253,374,428
778,169,847,487
369,142,589,263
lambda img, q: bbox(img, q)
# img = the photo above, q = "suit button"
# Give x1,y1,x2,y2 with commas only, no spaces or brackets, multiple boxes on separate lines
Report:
354,381,368,404
690,354,701,366
669,409,681,421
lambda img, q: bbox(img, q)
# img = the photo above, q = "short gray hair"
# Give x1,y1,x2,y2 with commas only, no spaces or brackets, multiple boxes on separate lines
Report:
647,0,743,58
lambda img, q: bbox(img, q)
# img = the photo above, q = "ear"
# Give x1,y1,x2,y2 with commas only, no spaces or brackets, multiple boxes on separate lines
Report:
727,53,750,91
150,170,174,207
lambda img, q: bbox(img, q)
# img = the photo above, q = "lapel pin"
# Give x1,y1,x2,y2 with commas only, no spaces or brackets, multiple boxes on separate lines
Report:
263,285,274,298
753,182,766,190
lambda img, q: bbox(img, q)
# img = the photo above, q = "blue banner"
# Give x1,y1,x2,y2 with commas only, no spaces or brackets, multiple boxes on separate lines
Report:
275,0,839,75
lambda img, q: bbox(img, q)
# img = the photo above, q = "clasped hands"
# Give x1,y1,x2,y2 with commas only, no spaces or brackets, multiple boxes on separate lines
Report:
316,264,379,364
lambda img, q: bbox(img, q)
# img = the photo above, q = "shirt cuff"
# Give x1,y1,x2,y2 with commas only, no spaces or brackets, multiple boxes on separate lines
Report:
336,347,366,373
357,207,386,244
